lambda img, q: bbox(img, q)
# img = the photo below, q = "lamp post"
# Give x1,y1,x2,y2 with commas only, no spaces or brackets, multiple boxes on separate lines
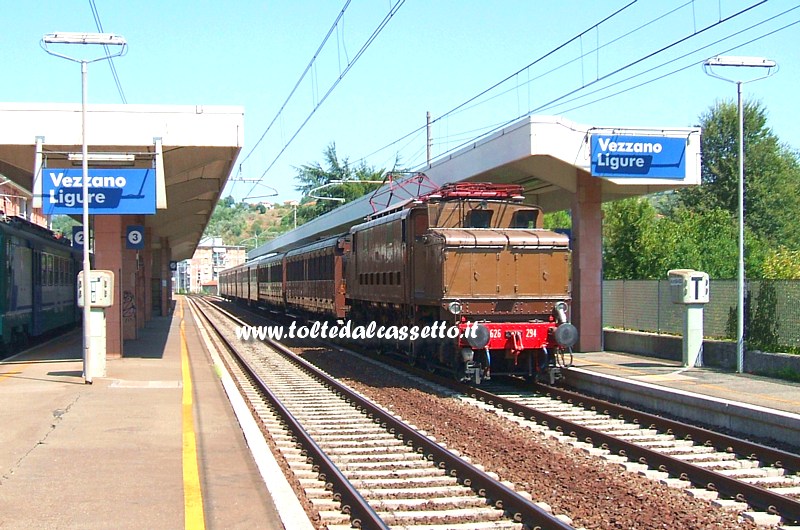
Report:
41,32,127,384
703,55,777,374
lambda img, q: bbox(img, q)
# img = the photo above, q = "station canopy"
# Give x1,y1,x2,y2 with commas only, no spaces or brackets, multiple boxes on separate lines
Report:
0,102,243,260
250,115,700,258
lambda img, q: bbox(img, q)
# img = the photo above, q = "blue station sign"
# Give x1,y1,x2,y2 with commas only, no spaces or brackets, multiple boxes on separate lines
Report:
590,135,686,179
41,168,157,215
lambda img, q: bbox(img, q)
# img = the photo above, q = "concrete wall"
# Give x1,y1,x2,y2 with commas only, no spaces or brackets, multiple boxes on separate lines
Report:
604,329,800,379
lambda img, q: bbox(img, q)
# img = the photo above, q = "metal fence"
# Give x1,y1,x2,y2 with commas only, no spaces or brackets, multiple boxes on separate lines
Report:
603,280,800,350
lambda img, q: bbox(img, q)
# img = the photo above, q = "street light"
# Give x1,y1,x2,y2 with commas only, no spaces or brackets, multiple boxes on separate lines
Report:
703,55,777,374
41,32,127,384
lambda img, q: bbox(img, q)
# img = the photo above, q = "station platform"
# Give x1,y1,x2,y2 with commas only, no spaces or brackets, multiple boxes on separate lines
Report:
566,350,800,449
0,297,298,530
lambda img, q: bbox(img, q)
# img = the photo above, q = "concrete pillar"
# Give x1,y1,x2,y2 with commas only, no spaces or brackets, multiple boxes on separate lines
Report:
93,215,123,358
160,237,171,316
571,170,603,352
143,227,153,322
134,215,146,332
121,216,139,342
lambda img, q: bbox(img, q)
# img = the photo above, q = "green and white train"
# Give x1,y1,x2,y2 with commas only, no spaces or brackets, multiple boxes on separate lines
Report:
0,215,81,357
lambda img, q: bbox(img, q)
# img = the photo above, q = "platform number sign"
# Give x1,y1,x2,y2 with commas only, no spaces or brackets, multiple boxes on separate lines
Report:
72,226,85,249
126,225,145,250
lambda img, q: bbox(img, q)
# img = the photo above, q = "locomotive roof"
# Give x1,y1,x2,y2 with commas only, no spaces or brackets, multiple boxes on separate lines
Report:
426,227,569,248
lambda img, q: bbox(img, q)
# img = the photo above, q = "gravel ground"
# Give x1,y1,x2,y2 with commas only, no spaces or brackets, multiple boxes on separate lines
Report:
297,347,759,530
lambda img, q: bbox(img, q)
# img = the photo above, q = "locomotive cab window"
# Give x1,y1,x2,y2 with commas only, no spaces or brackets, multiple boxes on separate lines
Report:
511,209,539,229
465,209,493,228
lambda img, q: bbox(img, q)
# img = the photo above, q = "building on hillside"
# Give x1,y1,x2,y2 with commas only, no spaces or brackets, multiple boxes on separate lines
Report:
176,237,245,294
0,178,47,226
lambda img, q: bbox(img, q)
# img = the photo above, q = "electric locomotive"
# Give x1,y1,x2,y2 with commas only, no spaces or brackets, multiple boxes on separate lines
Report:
345,182,576,383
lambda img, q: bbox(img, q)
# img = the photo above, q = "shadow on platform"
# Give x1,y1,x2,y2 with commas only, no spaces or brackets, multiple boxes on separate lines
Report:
122,312,174,359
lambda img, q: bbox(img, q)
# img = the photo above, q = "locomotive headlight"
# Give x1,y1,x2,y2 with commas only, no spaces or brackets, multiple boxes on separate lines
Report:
465,323,490,349
448,300,463,315
553,323,579,348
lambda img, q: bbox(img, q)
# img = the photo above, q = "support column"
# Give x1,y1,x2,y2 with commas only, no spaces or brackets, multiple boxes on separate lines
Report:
93,215,123,358
143,227,153,322
134,215,146,332
160,237,172,316
121,216,139,342
571,170,603,352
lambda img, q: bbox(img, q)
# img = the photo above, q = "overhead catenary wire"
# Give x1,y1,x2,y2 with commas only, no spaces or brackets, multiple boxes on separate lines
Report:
89,0,127,104
239,0,353,171
541,9,800,118
362,0,782,170
242,0,406,201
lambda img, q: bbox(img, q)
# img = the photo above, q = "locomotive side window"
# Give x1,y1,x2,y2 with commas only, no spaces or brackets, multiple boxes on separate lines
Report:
511,209,538,229
466,209,493,228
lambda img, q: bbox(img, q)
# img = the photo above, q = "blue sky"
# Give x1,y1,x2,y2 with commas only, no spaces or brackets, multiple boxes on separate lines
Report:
2,0,798,204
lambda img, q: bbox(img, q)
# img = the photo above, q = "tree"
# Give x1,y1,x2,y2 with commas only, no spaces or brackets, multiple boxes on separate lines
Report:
602,198,762,280
543,210,571,230
50,215,78,238
677,100,800,249
762,247,800,279
602,198,658,279
289,143,385,226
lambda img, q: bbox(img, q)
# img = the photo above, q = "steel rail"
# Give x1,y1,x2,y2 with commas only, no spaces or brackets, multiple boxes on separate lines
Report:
189,298,389,530
534,381,800,472
463,382,800,523
311,325,800,523
202,297,573,530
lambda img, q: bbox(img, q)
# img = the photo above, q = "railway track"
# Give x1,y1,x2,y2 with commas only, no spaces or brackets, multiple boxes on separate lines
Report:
464,381,800,528
189,296,574,529
204,295,800,527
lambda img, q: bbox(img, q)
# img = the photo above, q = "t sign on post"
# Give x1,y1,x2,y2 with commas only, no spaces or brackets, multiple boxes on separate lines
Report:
126,225,145,250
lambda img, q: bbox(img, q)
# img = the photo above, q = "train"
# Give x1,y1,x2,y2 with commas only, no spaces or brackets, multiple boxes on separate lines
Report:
219,182,577,383
0,215,82,357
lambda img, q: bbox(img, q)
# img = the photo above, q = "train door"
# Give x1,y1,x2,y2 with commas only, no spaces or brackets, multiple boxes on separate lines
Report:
409,209,435,303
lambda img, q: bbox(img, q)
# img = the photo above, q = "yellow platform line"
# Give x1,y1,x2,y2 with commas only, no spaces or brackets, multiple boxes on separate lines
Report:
180,300,206,530
0,369,25,382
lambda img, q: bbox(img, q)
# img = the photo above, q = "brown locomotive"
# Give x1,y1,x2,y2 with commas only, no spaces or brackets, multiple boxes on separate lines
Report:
220,182,577,383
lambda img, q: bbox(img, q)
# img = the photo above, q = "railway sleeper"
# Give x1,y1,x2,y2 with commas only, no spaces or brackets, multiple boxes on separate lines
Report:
344,468,448,480
376,506,509,525
719,467,789,478
310,432,398,441
359,485,476,499
691,458,762,469
635,439,693,449
339,460,445,470
740,475,800,485
316,438,406,449
316,509,352,525
369,495,494,510
300,425,387,435
652,445,719,456
348,475,458,489
334,452,421,463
